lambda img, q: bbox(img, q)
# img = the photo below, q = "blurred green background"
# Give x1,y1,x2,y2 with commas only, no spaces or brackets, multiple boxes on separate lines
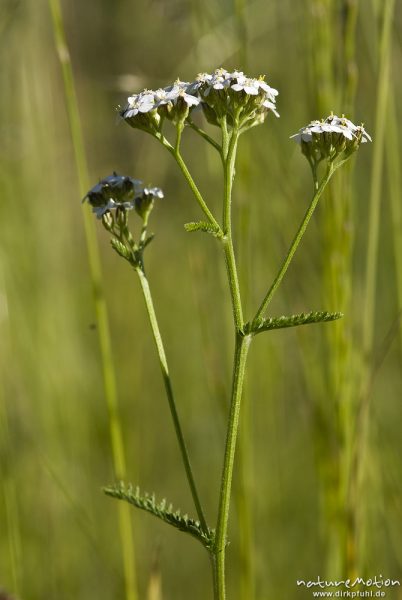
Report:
1,0,402,598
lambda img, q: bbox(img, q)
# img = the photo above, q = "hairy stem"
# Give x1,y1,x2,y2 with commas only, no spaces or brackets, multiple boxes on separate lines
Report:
158,133,222,233
214,333,251,599
221,123,243,331
135,266,208,534
213,121,249,599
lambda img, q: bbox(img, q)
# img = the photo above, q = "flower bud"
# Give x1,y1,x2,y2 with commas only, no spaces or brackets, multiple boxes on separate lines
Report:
116,207,129,229
135,187,164,221
83,173,142,218
102,211,114,232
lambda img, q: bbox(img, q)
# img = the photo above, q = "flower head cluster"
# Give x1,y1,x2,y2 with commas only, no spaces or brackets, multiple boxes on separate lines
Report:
83,173,163,220
122,80,200,130
191,68,279,127
291,114,371,163
121,67,279,133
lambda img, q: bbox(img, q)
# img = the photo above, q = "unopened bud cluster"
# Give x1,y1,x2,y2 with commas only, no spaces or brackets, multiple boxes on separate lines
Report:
83,172,163,221
83,173,164,265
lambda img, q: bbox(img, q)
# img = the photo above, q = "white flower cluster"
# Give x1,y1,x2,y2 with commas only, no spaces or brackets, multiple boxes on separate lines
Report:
123,80,200,120
121,67,279,129
290,114,371,144
191,68,279,117
290,114,371,162
83,173,163,219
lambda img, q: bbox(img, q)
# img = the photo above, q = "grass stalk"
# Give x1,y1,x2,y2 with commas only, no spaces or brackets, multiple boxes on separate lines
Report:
335,0,360,579
385,92,402,356
0,251,23,597
352,0,396,574
362,0,395,358
47,1,138,598
307,0,362,579
0,398,23,597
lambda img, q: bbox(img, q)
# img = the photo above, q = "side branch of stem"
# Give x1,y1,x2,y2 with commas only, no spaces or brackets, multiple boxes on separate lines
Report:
253,163,335,322
135,266,208,535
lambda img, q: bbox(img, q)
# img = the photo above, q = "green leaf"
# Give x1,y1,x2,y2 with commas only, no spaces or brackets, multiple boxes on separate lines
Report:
142,233,155,249
245,310,343,335
103,482,215,550
184,221,222,238
110,237,131,261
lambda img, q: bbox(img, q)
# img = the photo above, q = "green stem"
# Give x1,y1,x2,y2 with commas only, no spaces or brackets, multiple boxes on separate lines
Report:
187,120,223,154
158,134,222,234
211,552,219,599
213,119,250,600
135,266,208,535
253,162,335,323
215,333,251,600
173,148,221,232
221,124,243,331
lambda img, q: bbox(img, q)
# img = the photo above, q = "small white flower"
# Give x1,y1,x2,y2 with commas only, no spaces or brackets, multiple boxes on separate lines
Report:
164,81,200,107
209,68,232,90
231,76,260,95
258,80,279,99
188,72,213,93
123,91,156,118
179,90,200,106
262,99,280,118
135,186,164,220
153,88,173,107
143,186,164,200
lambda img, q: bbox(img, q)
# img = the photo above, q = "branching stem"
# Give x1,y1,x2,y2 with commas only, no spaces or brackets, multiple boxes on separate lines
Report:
253,162,335,323
187,120,223,155
213,120,250,599
157,132,222,234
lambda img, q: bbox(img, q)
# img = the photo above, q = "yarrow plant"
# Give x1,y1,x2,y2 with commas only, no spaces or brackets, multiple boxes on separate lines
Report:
82,67,371,599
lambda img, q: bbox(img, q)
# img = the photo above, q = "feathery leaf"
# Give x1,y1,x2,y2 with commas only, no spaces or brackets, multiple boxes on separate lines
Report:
245,310,343,335
104,482,215,550
184,221,222,238
110,238,131,261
